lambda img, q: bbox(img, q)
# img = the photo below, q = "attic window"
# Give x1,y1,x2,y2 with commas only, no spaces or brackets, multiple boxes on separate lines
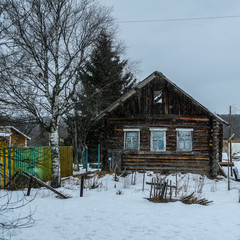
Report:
154,91,162,104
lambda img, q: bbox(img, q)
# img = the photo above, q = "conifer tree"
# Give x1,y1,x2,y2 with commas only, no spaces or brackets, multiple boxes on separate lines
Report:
66,31,136,168
79,31,136,116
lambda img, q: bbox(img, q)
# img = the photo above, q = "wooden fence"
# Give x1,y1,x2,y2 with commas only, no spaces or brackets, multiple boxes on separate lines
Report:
0,146,73,188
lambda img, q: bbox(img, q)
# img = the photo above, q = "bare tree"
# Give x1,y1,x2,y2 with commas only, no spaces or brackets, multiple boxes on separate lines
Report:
0,0,113,187
0,190,35,240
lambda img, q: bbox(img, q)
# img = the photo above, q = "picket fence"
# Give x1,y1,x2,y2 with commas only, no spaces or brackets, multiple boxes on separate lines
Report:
0,146,73,188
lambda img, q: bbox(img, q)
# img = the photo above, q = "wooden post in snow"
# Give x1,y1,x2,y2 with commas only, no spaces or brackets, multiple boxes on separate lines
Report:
228,133,235,191
142,168,145,192
150,178,153,199
27,176,33,196
80,175,84,197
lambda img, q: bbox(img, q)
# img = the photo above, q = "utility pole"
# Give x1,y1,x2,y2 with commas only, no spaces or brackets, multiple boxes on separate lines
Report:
229,106,233,176
74,109,79,171
227,133,235,191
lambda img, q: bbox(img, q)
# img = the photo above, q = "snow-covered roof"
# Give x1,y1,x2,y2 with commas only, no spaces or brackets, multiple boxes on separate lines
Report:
95,71,228,125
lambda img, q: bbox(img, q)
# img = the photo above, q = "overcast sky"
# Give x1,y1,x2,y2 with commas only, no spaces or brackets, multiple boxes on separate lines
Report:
103,0,240,114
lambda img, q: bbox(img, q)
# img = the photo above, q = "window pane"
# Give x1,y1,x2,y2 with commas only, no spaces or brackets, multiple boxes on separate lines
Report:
179,131,190,137
179,137,184,142
185,141,191,150
153,140,158,150
184,131,190,137
158,140,164,150
126,138,132,149
132,137,138,149
153,131,164,137
178,140,184,150
154,91,162,104
126,132,138,138
179,131,184,137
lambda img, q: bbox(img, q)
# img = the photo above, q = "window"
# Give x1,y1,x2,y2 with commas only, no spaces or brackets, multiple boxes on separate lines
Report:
153,90,164,114
150,128,167,151
154,91,163,104
177,129,193,151
124,129,140,150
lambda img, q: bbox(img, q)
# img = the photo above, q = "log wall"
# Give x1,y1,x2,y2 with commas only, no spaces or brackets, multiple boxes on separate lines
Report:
104,116,217,176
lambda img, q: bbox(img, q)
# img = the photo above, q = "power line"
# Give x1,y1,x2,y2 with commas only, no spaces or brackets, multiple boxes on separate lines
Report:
118,14,240,24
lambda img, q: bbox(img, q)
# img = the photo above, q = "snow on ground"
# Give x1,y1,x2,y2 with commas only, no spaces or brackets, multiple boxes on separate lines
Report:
2,171,240,240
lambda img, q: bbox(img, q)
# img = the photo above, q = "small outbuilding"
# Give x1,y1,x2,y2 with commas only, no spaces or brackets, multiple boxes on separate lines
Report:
90,71,228,177
0,126,31,148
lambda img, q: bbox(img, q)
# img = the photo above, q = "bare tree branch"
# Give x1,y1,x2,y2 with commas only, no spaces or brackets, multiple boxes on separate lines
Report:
0,0,113,187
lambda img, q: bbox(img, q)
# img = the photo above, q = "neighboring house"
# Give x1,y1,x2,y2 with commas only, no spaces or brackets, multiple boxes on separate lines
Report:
90,71,228,177
0,126,31,148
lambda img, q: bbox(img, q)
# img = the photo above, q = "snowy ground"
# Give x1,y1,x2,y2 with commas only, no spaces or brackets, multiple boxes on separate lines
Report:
2,171,240,240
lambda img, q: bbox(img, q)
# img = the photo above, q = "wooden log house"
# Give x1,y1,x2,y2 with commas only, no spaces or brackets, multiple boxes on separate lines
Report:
91,71,228,177
0,126,31,148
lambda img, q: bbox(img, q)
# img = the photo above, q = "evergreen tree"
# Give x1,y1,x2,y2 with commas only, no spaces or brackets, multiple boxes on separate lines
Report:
65,31,136,168
79,31,136,116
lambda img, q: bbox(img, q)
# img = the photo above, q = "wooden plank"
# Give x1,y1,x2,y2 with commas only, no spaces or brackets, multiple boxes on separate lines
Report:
219,162,234,166
60,146,73,178
23,171,68,199
122,155,209,160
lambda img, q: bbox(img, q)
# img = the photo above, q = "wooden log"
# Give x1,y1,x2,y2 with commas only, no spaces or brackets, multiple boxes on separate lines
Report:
217,163,227,178
4,171,19,189
219,162,234,167
22,171,68,199
181,192,194,201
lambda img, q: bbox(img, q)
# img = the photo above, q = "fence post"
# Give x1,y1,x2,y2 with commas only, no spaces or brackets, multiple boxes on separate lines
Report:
85,147,88,172
12,148,15,176
8,148,11,181
80,175,84,197
27,176,33,196
98,144,100,169
3,148,6,187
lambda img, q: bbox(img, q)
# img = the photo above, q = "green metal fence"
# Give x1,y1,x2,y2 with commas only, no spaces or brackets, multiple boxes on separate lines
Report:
0,146,72,188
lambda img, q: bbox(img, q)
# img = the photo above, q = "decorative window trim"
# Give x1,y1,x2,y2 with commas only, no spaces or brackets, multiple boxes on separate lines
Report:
123,128,140,151
176,128,193,152
176,128,193,132
123,129,140,132
150,128,167,152
149,128,167,132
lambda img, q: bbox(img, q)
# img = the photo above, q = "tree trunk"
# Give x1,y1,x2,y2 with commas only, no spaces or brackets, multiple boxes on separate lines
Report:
50,125,61,188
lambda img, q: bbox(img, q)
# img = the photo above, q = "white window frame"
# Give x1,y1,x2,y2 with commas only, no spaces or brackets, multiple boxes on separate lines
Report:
123,129,140,151
176,128,193,152
150,128,167,152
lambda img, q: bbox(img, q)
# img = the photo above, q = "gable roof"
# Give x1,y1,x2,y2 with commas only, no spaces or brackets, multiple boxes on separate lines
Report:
0,126,31,140
95,71,228,125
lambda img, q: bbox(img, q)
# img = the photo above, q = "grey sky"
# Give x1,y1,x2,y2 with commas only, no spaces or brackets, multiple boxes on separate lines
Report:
103,0,240,114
